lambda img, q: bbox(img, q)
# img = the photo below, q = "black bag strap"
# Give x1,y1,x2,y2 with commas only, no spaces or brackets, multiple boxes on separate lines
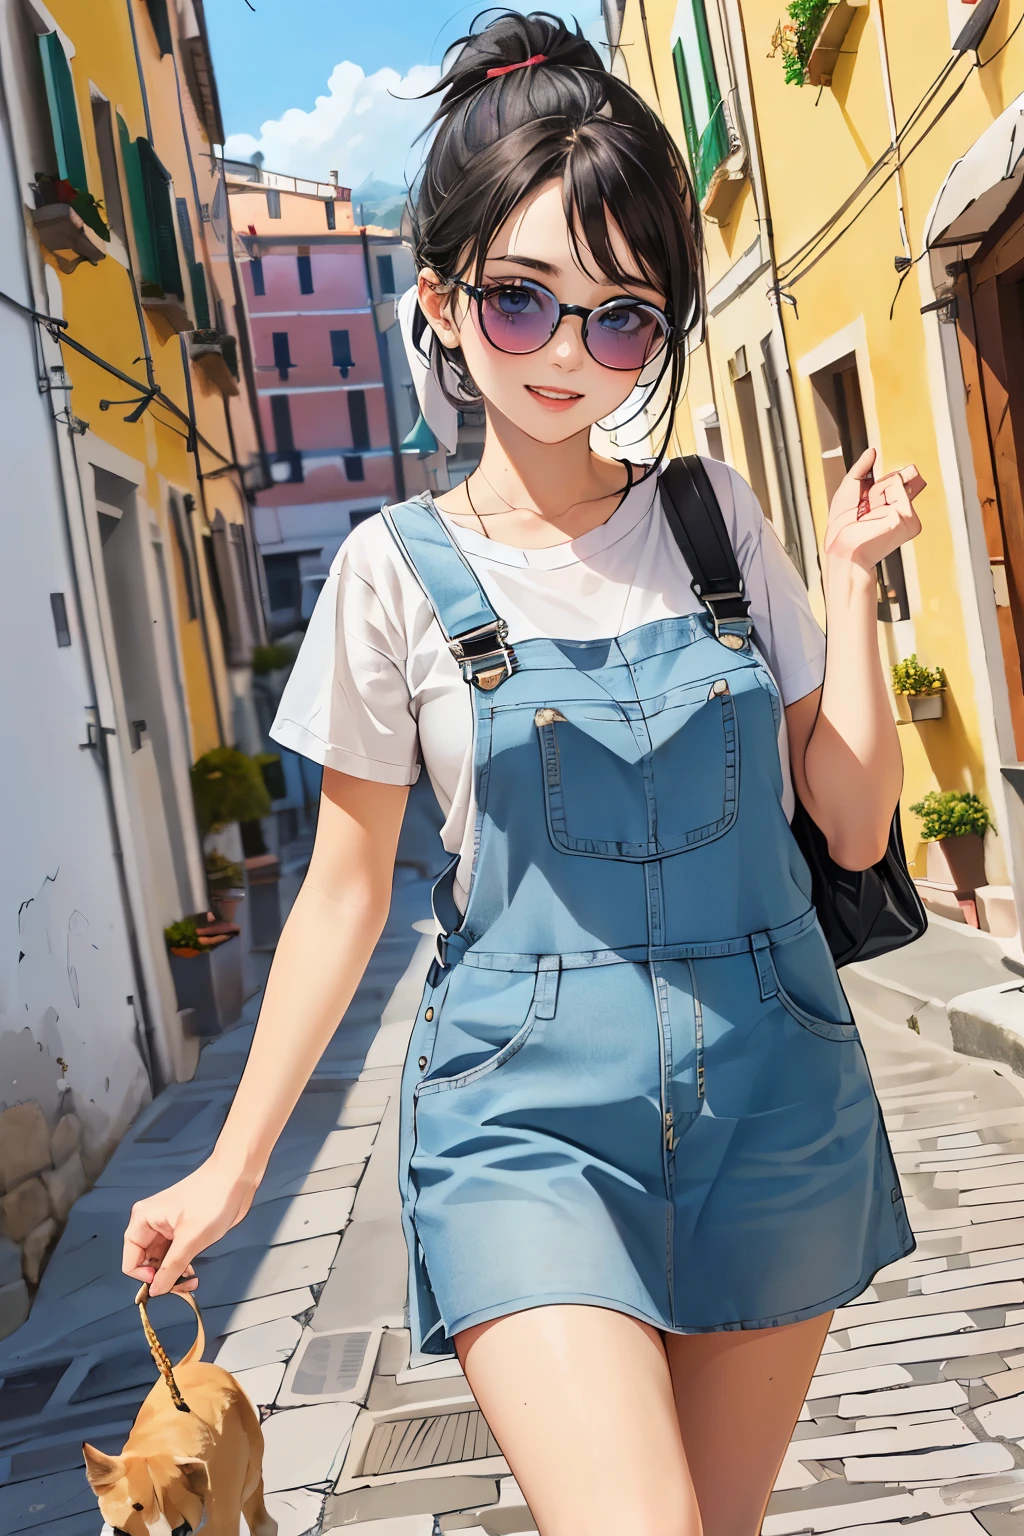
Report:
659,457,753,647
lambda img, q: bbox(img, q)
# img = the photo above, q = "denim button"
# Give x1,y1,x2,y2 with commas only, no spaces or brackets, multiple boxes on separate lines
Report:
425,1007,434,1021
418,1055,428,1070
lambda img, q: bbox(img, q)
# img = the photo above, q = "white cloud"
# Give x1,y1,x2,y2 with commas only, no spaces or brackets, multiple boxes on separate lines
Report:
223,60,441,188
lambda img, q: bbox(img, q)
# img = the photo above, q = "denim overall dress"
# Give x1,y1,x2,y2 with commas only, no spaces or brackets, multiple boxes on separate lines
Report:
385,496,914,1358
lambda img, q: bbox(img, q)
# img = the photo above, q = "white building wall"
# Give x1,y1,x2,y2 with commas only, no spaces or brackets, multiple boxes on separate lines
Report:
0,82,152,1198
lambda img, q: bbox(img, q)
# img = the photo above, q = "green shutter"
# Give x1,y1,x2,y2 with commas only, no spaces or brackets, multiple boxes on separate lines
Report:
144,0,173,56
118,114,158,285
189,261,211,329
672,38,700,171
38,33,87,192
136,137,184,298
692,0,722,120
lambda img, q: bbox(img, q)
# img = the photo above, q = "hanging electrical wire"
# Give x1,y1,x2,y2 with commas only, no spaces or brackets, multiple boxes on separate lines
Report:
775,5,1023,292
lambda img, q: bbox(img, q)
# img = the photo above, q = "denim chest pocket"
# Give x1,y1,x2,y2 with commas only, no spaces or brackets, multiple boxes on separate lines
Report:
415,966,539,1095
535,676,739,860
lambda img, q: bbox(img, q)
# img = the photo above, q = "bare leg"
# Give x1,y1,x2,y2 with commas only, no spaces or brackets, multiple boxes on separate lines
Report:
456,1304,702,1536
665,1311,833,1536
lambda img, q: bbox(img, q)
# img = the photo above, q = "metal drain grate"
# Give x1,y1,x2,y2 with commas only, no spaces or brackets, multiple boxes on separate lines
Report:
362,1410,500,1476
292,1329,372,1396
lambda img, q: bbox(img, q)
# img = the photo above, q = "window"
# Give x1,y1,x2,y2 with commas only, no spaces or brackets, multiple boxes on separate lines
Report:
270,395,302,482
376,253,395,295
270,394,295,452
344,455,365,482
297,250,313,294
347,389,370,450
266,187,281,218
671,0,729,201
250,256,265,295
50,592,71,648
176,196,210,327
350,508,377,529
264,553,301,615
90,96,125,242
810,352,909,623
117,118,183,297
728,347,772,523
324,198,336,230
272,332,293,379
143,0,173,55
330,329,353,377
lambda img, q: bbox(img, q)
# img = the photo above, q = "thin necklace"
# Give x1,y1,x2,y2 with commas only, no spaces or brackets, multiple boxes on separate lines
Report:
462,460,634,537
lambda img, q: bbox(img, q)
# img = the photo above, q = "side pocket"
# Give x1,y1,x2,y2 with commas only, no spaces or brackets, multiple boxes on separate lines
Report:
766,947,859,1043
415,966,540,1096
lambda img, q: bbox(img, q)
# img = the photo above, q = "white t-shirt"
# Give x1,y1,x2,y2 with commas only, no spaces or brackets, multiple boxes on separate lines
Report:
271,458,826,911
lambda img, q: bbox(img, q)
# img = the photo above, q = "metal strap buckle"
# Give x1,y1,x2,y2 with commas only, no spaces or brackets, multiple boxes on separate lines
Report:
696,586,751,651
448,620,516,691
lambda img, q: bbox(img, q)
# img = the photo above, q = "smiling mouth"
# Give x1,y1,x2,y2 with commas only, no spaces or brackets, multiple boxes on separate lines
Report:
525,385,584,405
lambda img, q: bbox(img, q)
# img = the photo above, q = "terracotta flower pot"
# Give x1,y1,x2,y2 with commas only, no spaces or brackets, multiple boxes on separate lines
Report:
211,890,245,925
934,832,987,894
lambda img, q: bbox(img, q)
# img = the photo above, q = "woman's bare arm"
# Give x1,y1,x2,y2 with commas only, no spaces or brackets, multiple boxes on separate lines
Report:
123,768,408,1296
786,448,923,872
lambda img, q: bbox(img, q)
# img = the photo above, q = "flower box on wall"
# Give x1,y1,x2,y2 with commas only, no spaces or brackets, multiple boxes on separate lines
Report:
31,205,107,273
142,291,192,335
169,933,243,1037
908,692,945,721
807,0,864,87
187,330,240,396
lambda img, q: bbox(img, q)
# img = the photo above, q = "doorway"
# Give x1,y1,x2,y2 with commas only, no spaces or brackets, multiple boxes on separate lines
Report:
93,466,194,917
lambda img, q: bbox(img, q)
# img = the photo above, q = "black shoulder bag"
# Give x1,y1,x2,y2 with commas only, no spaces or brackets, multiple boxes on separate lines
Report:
659,456,927,970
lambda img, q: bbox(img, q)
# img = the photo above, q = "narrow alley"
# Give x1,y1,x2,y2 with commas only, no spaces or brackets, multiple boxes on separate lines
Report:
3,850,1024,1536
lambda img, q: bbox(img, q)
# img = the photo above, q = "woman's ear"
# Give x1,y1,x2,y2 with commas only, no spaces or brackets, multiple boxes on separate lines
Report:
417,269,461,351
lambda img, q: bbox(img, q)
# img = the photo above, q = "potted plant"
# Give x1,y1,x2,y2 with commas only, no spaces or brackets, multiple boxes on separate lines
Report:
191,747,272,836
769,0,831,84
165,911,243,1036
205,852,246,925
891,654,947,721
33,172,110,241
909,789,993,894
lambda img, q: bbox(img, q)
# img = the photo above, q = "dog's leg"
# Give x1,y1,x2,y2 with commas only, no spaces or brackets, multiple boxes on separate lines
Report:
243,1476,278,1536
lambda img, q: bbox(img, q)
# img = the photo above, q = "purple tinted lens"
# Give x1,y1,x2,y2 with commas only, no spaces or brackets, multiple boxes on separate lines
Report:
585,303,667,370
480,284,558,354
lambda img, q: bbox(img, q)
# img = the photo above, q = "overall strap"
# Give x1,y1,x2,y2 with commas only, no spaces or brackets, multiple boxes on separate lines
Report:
381,497,515,690
659,457,753,651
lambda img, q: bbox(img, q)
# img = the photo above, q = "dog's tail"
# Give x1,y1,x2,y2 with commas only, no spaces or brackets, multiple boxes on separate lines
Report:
177,1289,206,1366
135,1283,207,1413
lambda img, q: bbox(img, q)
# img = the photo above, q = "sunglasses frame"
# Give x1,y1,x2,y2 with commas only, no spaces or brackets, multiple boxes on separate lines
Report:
450,277,674,372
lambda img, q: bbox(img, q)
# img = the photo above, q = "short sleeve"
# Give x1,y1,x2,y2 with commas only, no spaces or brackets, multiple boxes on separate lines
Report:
702,458,825,706
269,528,422,785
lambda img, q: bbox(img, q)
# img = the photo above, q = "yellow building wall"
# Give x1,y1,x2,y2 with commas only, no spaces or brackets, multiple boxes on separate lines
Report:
618,0,1023,882
40,0,252,759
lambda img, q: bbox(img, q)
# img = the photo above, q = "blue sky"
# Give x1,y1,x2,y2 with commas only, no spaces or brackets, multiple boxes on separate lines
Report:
206,0,606,187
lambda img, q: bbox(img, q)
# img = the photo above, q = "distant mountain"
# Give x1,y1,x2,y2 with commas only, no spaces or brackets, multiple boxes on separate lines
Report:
351,176,408,232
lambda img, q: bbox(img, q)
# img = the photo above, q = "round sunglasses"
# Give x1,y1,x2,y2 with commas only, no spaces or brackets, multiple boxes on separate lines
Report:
452,278,673,372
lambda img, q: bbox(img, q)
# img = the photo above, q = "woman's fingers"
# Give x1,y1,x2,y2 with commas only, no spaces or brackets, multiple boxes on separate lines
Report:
150,1239,200,1298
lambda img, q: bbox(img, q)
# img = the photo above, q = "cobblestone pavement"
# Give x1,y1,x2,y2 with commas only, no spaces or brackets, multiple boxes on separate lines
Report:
5,868,1024,1536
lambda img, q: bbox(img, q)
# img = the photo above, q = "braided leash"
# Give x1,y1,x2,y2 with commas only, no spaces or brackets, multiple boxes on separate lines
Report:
135,1282,193,1414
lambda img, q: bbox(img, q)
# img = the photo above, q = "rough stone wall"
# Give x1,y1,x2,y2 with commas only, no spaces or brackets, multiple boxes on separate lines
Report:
0,1099,91,1337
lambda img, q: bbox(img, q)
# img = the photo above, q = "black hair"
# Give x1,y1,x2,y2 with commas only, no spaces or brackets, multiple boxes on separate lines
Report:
407,9,704,450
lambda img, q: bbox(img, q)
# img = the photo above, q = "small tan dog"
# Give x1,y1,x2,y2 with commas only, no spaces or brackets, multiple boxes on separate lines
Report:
83,1283,277,1536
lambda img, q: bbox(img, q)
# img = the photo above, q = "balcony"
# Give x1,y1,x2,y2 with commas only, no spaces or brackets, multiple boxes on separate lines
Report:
31,204,107,274
697,98,748,226
188,330,241,396
141,284,192,335
807,1,864,87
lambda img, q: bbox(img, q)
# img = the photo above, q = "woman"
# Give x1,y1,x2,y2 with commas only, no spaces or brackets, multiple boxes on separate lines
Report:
124,14,921,1534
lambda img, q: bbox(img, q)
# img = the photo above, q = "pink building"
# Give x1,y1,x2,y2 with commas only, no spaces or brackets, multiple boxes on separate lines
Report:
227,164,443,635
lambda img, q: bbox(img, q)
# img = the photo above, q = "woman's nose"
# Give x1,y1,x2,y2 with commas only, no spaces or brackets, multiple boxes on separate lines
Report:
550,317,585,369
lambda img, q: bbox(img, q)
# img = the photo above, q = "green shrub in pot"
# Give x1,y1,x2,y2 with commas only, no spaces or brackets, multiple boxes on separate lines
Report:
891,655,946,696
909,789,993,894
191,747,271,835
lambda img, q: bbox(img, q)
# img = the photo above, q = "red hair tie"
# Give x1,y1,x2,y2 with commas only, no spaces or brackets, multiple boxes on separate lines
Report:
486,53,547,78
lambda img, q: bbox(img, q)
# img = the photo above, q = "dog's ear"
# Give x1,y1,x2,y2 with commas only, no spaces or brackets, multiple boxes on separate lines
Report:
149,1456,208,1530
82,1443,125,1491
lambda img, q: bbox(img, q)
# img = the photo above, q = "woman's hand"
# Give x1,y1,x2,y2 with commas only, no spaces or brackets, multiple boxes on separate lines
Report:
822,446,924,571
122,1156,259,1298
